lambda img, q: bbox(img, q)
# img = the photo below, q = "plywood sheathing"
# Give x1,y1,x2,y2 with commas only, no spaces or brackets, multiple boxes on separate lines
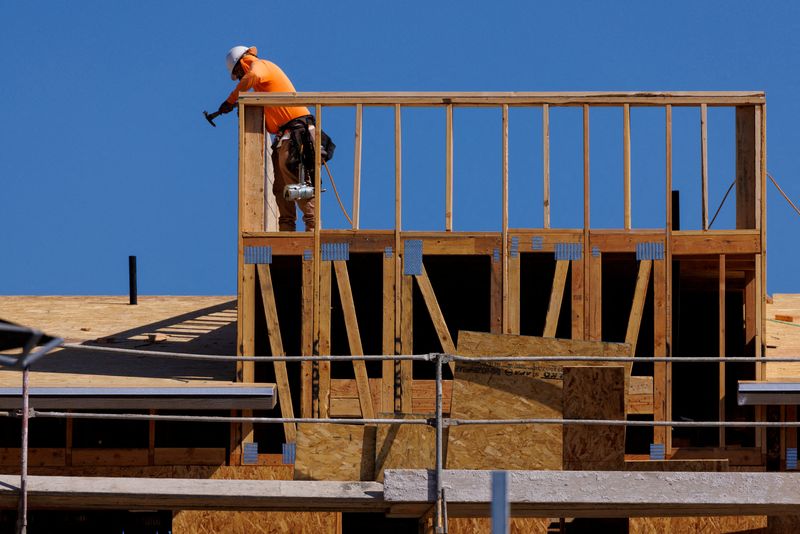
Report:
628,516,767,534
374,414,436,483
293,424,376,481
446,331,632,470
419,516,550,534
766,294,800,380
562,366,625,470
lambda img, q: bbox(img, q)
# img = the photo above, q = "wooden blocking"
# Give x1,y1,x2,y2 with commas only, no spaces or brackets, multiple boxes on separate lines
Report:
625,259,653,355
543,260,569,338
294,424,376,481
562,366,626,470
333,260,375,419
374,415,435,483
256,264,296,443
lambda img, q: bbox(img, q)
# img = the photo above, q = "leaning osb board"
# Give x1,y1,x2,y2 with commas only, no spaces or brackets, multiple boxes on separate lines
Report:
375,414,437,483
172,511,340,534
629,515,767,533
446,332,631,471
562,366,625,470
294,423,376,481
419,516,551,534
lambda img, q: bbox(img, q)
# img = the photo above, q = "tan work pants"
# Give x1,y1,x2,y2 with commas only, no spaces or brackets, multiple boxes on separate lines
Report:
272,139,315,232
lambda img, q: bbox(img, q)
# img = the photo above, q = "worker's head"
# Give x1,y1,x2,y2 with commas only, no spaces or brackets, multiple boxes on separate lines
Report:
225,46,256,80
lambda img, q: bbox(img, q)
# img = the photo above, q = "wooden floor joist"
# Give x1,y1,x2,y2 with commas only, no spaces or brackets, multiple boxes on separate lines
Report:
415,264,456,373
256,264,297,443
333,260,375,419
544,260,570,338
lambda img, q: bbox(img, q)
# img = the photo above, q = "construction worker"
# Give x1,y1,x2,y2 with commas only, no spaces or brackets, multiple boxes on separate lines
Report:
217,46,324,232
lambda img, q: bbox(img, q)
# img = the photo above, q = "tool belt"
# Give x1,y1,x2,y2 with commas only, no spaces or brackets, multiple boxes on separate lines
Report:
273,115,336,183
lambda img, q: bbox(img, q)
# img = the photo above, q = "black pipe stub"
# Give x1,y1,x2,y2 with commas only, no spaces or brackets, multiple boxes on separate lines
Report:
129,256,137,305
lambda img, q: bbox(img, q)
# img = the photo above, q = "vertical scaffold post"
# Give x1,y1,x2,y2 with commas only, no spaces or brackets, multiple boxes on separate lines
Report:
17,364,29,534
435,352,446,533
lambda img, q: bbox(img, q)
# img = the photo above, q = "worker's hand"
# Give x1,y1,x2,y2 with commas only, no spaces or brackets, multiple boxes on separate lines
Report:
218,101,235,114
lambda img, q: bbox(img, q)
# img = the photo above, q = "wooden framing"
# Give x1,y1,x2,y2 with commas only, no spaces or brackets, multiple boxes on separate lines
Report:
235,92,768,471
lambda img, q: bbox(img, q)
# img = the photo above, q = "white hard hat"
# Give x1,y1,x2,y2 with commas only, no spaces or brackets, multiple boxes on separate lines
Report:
226,46,251,80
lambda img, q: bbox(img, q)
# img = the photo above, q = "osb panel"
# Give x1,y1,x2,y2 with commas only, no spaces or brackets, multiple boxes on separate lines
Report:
294,424,376,481
375,415,436,482
625,459,729,472
172,511,340,534
446,359,563,470
629,515,767,533
420,516,551,534
562,366,625,470
447,332,631,471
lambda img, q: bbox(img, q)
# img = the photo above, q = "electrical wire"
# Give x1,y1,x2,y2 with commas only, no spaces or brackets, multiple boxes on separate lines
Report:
768,172,800,218
323,161,353,226
708,179,736,229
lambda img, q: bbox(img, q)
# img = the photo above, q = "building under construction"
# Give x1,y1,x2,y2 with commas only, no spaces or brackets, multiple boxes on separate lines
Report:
2,91,799,533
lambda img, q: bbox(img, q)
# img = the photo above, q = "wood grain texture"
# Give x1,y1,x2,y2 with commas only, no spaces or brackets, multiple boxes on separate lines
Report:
256,264,296,442
173,510,341,534
333,260,375,419
626,259,652,355
629,515,766,534
562,366,626,470
374,415,435,482
543,260,569,338
293,424,376,481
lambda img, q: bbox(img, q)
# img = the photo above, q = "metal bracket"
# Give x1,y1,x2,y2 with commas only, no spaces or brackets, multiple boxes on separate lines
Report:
649,443,665,461
282,442,296,465
636,242,665,261
303,249,313,261
244,246,272,265
788,447,798,470
384,246,393,259
404,240,423,276
592,245,601,257
554,243,582,261
492,248,500,264
321,242,349,261
510,236,519,258
243,442,259,465
532,236,544,251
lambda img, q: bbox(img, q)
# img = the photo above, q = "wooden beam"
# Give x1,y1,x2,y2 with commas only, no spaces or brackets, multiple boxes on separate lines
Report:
583,105,591,339
507,253,521,334
543,260,570,338
571,258,585,340
382,252,396,413
623,103,631,230
400,273,413,414
446,104,454,231
501,104,510,333
701,104,709,230
589,252,602,342
653,257,669,447
301,258,314,418
626,260,653,356
256,264,297,443
353,104,363,229
415,264,456,374
543,103,550,228
736,106,758,230
719,254,726,447
333,260,375,420
239,91,766,107
317,260,332,419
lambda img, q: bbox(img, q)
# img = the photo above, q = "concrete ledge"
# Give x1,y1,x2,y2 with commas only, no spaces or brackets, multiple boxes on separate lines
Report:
383,469,800,518
0,475,384,512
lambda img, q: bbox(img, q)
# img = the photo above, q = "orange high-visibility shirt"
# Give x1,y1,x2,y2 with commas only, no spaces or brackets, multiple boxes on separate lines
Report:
225,47,310,134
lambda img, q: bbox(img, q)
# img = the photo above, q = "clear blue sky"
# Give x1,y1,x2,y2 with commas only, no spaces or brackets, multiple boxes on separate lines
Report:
2,1,799,295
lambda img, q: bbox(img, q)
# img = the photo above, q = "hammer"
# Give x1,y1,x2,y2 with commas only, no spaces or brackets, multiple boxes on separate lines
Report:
203,110,222,127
